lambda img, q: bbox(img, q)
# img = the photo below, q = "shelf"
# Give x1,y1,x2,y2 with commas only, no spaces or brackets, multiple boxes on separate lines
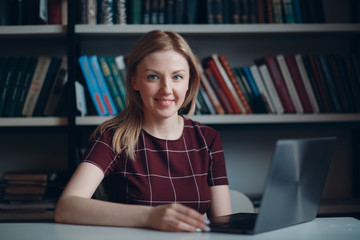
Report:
75,114,360,126
75,24,360,36
0,25,67,38
0,117,68,127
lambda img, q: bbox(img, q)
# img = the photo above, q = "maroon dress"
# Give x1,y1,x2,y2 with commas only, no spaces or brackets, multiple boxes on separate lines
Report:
82,118,229,214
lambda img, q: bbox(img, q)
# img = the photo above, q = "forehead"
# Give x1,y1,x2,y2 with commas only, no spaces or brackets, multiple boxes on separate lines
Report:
137,50,189,70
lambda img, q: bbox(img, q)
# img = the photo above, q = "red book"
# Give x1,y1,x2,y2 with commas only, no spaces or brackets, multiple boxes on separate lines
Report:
203,58,241,114
204,67,234,114
284,54,313,113
218,55,252,114
260,56,296,113
48,0,62,24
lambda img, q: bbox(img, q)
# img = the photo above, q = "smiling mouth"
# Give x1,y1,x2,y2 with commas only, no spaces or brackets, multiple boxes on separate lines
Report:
155,98,174,103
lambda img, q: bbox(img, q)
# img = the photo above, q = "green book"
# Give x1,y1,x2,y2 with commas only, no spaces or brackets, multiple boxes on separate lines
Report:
98,56,124,112
106,56,126,106
0,57,19,116
3,57,30,117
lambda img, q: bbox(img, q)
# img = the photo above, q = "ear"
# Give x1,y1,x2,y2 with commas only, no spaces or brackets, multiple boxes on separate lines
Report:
131,76,139,91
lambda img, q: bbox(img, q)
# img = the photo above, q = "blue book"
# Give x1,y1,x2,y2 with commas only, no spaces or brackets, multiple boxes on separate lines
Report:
88,55,118,115
78,56,108,116
242,66,267,113
292,0,303,23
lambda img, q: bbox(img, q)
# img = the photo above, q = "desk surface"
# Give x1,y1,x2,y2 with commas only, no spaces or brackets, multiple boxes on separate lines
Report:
1,218,359,240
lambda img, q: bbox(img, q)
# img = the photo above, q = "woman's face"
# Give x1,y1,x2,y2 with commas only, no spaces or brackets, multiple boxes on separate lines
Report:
132,50,190,121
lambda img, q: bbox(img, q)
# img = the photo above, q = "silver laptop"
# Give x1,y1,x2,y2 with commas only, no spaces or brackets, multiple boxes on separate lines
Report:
210,137,336,234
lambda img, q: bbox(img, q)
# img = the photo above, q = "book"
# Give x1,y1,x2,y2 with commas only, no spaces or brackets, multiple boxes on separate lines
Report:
272,0,283,23
257,0,266,23
22,56,51,117
318,55,342,113
114,0,127,24
219,54,252,114
282,0,295,23
292,0,302,23
211,54,245,113
242,66,268,113
175,0,185,23
204,67,234,114
206,0,216,23
48,0,62,24
129,0,142,24
107,56,126,105
249,64,275,113
203,57,241,114
98,56,124,112
196,57,225,114
89,55,118,115
259,56,295,113
265,0,274,23
3,171,51,182
78,55,108,116
306,55,331,113
276,54,303,113
3,57,31,117
233,67,256,113
14,57,38,117
0,57,19,116
326,55,351,113
165,0,175,23
284,54,313,113
99,0,114,24
185,0,198,23
294,54,319,113
255,59,284,114
43,57,68,116
33,57,62,116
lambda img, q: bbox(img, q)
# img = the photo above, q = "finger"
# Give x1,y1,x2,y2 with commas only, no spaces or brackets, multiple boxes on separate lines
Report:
170,204,210,231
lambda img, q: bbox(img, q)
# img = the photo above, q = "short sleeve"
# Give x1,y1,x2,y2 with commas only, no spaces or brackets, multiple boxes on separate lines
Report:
81,129,119,177
206,129,229,186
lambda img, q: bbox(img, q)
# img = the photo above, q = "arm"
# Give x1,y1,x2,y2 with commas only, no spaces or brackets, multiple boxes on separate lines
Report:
55,162,209,232
207,185,232,218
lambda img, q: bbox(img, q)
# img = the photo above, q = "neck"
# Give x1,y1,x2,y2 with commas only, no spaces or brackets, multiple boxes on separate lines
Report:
143,115,184,140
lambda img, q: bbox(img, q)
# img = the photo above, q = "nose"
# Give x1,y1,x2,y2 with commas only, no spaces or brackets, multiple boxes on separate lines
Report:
160,77,173,94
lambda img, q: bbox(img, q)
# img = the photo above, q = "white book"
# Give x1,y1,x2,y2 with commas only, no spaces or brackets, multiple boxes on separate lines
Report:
211,54,246,113
257,63,284,114
249,64,275,113
276,54,303,113
295,54,320,113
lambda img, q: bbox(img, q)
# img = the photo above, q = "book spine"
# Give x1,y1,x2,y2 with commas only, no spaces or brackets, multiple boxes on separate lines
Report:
0,58,19,116
114,0,127,24
99,0,114,24
257,63,284,114
98,56,124,112
43,57,68,116
22,56,51,117
284,54,313,113
282,0,294,23
88,55,118,115
3,57,30,117
276,54,303,113
272,0,283,23
130,0,142,24
204,67,234,114
294,54,319,113
196,58,225,114
219,55,252,113
263,55,295,113
249,64,275,113
106,56,127,105
318,55,342,113
212,54,245,113
78,55,108,116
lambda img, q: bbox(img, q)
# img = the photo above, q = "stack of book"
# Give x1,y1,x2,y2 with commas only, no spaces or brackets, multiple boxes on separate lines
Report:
0,56,68,117
2,171,59,201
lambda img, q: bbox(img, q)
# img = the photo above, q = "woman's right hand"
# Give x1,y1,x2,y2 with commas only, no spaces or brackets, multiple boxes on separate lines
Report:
145,203,211,232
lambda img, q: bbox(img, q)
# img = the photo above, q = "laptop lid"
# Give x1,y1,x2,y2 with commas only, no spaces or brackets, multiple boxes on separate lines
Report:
253,137,336,233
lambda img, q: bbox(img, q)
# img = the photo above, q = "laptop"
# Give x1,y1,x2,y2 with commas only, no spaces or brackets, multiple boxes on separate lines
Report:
210,137,337,234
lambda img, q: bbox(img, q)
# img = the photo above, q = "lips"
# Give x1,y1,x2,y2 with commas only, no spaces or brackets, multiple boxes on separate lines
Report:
155,98,174,106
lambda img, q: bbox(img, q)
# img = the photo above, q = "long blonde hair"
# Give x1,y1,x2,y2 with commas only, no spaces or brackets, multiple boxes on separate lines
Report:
91,30,200,159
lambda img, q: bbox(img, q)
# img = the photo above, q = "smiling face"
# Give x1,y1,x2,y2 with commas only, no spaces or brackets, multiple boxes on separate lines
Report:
132,50,190,122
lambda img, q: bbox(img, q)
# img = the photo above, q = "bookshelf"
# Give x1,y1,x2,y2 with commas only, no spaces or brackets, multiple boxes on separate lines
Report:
0,0,360,220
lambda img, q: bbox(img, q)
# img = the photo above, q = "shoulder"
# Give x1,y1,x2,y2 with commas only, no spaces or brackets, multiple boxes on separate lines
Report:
183,117,220,141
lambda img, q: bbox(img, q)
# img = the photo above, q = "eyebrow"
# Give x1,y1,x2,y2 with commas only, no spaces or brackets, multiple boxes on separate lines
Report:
144,69,186,74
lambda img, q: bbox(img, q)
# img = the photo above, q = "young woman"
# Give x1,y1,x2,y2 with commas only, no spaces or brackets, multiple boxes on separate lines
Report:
55,30,232,232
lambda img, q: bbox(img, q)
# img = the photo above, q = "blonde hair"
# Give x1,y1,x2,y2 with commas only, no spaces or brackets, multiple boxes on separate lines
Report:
91,30,200,159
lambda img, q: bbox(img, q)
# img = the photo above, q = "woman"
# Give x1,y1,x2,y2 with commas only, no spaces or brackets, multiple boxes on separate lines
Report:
55,30,232,232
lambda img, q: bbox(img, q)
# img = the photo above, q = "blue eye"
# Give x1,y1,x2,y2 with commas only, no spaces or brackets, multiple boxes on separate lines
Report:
148,75,159,80
173,75,183,80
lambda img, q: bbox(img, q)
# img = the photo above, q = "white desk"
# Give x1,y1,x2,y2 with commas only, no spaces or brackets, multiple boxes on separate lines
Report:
1,218,359,240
